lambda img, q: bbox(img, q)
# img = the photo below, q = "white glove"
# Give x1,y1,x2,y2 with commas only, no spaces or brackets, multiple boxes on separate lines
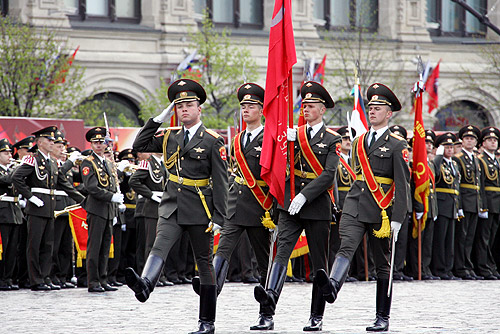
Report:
479,211,488,219
18,199,27,209
153,102,175,123
111,193,124,203
435,145,445,156
457,209,464,218
151,193,162,203
29,196,44,207
288,193,307,215
119,203,127,213
68,151,82,163
121,223,127,231
113,217,118,226
287,128,297,142
212,223,222,232
117,160,130,172
391,221,402,242
415,212,424,220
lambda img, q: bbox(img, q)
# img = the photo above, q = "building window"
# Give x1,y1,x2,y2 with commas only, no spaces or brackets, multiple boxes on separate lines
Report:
313,0,378,31
427,0,487,37
1,0,8,16
67,0,141,23
195,0,264,28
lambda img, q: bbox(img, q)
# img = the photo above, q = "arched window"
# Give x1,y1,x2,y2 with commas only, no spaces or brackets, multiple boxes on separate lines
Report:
433,100,491,131
91,92,142,127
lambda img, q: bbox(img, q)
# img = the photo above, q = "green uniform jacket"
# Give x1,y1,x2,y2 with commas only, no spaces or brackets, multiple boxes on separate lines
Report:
433,154,460,219
342,129,410,224
80,152,119,220
478,152,500,214
0,166,23,224
133,118,228,226
453,149,485,212
12,153,84,218
279,125,341,221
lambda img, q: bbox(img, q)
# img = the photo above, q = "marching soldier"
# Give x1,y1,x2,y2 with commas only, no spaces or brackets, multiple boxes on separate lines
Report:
254,81,341,331
0,139,23,290
431,132,461,280
190,83,274,330
408,130,440,280
80,127,124,293
126,78,228,334
315,83,410,332
453,125,486,280
12,126,85,291
474,127,500,280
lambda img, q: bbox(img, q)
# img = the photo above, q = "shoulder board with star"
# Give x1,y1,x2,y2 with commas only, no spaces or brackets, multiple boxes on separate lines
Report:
138,160,149,170
21,155,35,166
326,128,340,136
205,129,221,138
390,133,405,141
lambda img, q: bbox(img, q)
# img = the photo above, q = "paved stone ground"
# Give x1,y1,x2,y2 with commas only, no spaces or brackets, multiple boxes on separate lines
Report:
1,280,499,333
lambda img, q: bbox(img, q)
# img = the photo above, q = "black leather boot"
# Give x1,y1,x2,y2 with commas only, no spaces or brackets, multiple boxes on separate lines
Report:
303,281,326,331
254,262,287,312
314,256,350,303
192,255,229,296
189,284,217,334
249,304,274,330
366,279,391,332
125,254,164,303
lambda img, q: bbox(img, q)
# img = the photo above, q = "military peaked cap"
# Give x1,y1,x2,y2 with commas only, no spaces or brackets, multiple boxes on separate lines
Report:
238,83,265,105
300,81,334,108
367,83,401,111
168,79,207,105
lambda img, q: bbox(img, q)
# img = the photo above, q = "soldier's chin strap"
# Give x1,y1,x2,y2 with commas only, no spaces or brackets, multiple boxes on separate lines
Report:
387,232,397,297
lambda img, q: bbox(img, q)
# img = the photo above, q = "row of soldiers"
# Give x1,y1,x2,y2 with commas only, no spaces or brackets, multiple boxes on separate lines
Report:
1,77,499,333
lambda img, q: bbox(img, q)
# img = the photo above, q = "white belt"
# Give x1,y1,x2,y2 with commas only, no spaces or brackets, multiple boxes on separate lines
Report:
152,191,163,197
31,187,56,196
0,195,19,203
55,190,68,196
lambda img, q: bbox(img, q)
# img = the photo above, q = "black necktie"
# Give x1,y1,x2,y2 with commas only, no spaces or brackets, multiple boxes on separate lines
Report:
307,127,313,140
448,161,454,176
184,130,190,147
245,132,252,149
369,131,377,148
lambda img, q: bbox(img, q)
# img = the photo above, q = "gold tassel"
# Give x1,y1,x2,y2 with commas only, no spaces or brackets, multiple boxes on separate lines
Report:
373,209,391,238
287,260,293,277
77,253,82,268
260,211,276,229
109,242,114,259
0,244,3,260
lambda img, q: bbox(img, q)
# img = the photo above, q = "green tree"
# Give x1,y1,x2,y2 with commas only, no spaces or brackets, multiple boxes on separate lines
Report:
0,17,103,122
140,11,258,128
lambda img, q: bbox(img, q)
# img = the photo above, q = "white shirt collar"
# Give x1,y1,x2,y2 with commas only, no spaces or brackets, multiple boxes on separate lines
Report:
463,148,474,160
306,122,324,139
245,125,264,141
0,164,8,171
369,126,388,142
152,154,163,164
184,121,203,142
443,157,453,164
38,150,50,160
341,152,350,161
94,152,105,163
484,150,496,160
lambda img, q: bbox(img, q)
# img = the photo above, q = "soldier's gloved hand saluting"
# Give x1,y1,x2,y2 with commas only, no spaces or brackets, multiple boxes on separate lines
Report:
391,221,402,242
153,102,175,123
288,193,307,215
29,195,44,207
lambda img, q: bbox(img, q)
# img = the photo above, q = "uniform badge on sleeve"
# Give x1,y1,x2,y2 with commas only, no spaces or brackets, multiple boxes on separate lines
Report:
336,142,341,156
219,146,227,161
82,166,90,176
402,148,409,163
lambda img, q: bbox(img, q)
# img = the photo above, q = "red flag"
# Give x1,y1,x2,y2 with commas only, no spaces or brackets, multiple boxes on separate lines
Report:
260,0,297,206
312,54,326,85
53,46,79,84
424,60,440,114
411,84,430,238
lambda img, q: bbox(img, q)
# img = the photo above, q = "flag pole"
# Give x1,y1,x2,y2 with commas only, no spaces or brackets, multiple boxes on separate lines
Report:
288,73,295,199
418,217,422,280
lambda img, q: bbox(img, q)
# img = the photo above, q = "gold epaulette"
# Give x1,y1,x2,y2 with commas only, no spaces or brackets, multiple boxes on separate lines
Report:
85,156,94,161
326,128,340,136
167,126,182,130
390,133,405,141
456,152,464,158
205,129,221,138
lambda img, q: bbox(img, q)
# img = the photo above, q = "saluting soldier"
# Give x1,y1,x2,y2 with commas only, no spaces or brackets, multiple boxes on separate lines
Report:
408,130,440,280
431,132,461,280
315,83,410,332
474,127,500,280
453,125,486,280
80,127,124,293
0,139,24,290
254,81,341,331
12,126,85,291
126,78,228,334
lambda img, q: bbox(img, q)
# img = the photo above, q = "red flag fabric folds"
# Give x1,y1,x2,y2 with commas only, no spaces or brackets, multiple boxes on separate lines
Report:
424,60,440,114
260,0,297,206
